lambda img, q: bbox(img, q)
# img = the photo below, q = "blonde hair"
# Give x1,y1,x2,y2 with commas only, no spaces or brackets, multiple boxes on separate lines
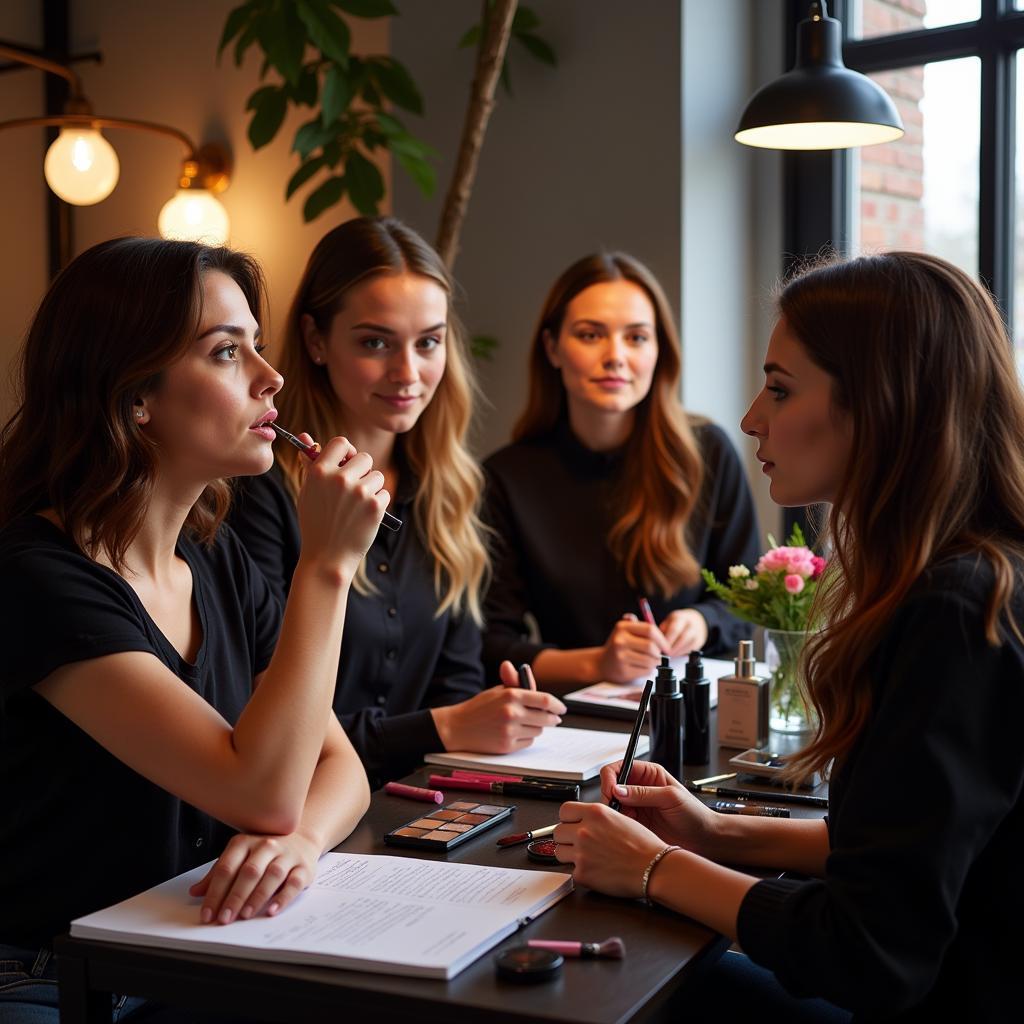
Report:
514,252,704,597
274,217,488,623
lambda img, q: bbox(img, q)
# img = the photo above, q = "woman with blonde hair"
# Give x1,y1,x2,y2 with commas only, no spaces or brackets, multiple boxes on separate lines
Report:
555,252,1024,1020
230,217,564,788
483,252,759,689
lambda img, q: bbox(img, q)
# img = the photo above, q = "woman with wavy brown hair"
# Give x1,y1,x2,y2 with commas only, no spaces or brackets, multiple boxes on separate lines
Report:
0,237,382,1023
555,251,1024,1021
482,252,759,689
229,217,564,789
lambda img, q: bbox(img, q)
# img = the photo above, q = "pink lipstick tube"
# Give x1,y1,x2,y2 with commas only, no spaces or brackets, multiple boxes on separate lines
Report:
383,781,444,804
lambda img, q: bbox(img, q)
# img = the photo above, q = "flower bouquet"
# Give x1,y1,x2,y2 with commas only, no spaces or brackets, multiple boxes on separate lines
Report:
701,524,825,733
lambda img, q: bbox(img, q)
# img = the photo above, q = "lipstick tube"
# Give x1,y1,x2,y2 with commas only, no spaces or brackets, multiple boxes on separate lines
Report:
383,782,444,804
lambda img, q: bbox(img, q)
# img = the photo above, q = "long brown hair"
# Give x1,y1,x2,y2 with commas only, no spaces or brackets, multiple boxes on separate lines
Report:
784,251,1024,780
0,236,266,572
275,216,488,622
514,252,704,597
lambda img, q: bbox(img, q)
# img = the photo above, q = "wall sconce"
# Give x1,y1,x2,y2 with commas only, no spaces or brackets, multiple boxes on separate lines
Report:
735,0,904,150
0,43,232,243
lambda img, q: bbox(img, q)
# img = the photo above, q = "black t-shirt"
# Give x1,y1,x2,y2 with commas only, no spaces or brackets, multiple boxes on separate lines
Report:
738,556,1024,1021
481,419,761,675
0,515,281,949
228,463,485,789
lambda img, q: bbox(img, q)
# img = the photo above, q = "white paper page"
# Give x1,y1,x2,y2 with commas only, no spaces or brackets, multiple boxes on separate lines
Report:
72,854,572,980
424,725,649,780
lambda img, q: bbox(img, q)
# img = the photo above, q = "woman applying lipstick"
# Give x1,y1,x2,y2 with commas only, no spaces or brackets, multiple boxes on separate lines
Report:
482,252,760,690
228,217,564,788
555,252,1024,1021
0,237,383,1022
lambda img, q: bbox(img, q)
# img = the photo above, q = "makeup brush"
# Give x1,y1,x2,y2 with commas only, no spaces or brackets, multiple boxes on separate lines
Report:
527,937,626,959
496,823,557,848
271,421,402,532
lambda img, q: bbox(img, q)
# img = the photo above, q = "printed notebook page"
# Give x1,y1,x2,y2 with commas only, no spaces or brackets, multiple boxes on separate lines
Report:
71,853,573,981
424,725,650,781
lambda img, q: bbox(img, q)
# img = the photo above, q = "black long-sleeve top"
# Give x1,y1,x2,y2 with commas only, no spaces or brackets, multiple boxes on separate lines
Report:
738,555,1024,1021
481,419,760,676
228,463,485,789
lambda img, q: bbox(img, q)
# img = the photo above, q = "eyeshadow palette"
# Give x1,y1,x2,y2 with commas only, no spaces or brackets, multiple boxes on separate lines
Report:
384,800,515,851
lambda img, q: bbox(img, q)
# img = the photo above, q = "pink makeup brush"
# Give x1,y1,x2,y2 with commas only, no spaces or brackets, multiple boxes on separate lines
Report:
526,937,626,959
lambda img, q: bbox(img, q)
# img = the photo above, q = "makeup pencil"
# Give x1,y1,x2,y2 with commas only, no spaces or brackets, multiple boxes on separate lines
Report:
690,785,829,809
270,421,402,532
609,677,655,812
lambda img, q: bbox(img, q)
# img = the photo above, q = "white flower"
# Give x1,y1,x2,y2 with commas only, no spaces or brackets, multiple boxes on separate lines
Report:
728,565,751,579
745,579,759,590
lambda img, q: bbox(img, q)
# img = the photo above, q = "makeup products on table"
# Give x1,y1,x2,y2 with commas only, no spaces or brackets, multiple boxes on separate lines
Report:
608,677,655,812
494,946,563,983
497,824,557,848
428,775,579,801
690,772,737,787
526,839,560,864
383,781,444,804
384,800,514,851
517,663,536,689
527,937,626,959
270,421,402,532
727,747,822,788
716,640,770,749
683,650,711,766
691,785,829,809
713,800,790,818
649,656,683,781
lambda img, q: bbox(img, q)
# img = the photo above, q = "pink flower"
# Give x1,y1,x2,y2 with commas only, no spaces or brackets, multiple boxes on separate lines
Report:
784,573,805,594
756,545,816,578
811,555,827,580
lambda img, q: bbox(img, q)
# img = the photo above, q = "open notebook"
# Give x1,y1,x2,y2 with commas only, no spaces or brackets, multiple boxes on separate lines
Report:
71,853,572,981
564,656,767,720
424,725,649,781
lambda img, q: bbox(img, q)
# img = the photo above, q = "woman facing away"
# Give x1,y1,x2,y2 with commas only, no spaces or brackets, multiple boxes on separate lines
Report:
228,217,564,789
0,237,384,1023
482,252,760,692
554,251,1024,1021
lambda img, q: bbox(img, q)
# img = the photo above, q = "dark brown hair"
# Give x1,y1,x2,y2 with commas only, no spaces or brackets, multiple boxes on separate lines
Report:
514,252,704,597
783,251,1024,780
0,236,266,571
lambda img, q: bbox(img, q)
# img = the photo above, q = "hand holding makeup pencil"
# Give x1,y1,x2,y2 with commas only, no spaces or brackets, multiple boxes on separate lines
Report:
594,614,671,683
657,608,709,657
429,660,566,754
293,433,390,578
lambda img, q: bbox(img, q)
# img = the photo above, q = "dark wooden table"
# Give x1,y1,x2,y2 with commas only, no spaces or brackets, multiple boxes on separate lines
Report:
55,712,828,1024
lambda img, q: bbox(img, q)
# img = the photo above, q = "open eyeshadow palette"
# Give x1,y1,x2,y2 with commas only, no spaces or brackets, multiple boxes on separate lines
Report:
383,800,515,851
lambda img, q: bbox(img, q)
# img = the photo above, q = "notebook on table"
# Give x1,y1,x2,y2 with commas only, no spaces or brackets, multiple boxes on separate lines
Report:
564,656,767,720
424,725,649,781
70,853,573,981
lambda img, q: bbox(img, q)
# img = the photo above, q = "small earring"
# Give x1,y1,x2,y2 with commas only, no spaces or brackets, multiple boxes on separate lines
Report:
135,409,144,419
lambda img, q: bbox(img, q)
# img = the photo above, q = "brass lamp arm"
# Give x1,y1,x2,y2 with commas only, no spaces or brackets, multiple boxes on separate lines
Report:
0,113,196,155
0,43,82,97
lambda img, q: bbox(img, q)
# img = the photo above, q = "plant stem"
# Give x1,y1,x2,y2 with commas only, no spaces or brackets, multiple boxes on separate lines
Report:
435,0,518,269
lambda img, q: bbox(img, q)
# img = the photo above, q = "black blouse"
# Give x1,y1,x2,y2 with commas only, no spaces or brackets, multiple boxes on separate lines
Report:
481,419,760,676
228,462,485,788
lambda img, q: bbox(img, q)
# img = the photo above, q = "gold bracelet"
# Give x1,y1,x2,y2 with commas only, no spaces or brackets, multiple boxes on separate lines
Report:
641,844,681,904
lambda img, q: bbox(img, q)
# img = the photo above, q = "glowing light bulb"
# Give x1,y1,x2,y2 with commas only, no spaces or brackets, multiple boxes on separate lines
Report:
158,188,230,245
43,128,120,205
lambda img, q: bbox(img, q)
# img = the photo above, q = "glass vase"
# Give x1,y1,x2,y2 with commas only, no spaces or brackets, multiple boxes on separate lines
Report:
763,628,815,734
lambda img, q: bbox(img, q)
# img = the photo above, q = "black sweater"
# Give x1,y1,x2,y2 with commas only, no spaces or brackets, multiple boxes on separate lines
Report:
738,556,1024,1021
228,464,485,789
481,419,760,676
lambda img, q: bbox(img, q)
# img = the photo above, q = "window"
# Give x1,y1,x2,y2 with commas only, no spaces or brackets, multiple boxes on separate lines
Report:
849,0,981,39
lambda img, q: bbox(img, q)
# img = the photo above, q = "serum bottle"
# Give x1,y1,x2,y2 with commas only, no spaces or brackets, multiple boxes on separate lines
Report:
682,651,711,766
716,639,770,749
648,655,683,781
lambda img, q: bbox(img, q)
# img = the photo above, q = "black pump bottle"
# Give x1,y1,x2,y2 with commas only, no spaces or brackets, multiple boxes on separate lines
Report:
683,651,711,765
649,656,683,781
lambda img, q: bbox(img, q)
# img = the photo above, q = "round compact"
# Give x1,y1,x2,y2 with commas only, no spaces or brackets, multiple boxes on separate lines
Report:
526,838,559,864
494,945,563,983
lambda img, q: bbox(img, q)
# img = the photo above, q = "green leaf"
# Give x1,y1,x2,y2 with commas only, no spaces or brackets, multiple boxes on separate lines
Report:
321,64,351,126
470,334,499,361
395,149,436,196
361,80,381,106
367,57,423,115
331,0,398,17
296,0,351,68
511,7,541,32
291,65,320,106
516,32,557,66
233,22,259,67
322,139,343,166
374,111,405,136
247,88,288,149
293,117,335,159
457,24,481,49
218,2,254,60
303,174,347,221
286,154,329,199
499,59,513,96
344,150,385,215
386,131,436,161
258,4,307,86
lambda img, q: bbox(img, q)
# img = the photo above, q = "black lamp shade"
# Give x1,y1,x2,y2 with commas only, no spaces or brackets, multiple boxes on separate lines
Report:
736,5,904,150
